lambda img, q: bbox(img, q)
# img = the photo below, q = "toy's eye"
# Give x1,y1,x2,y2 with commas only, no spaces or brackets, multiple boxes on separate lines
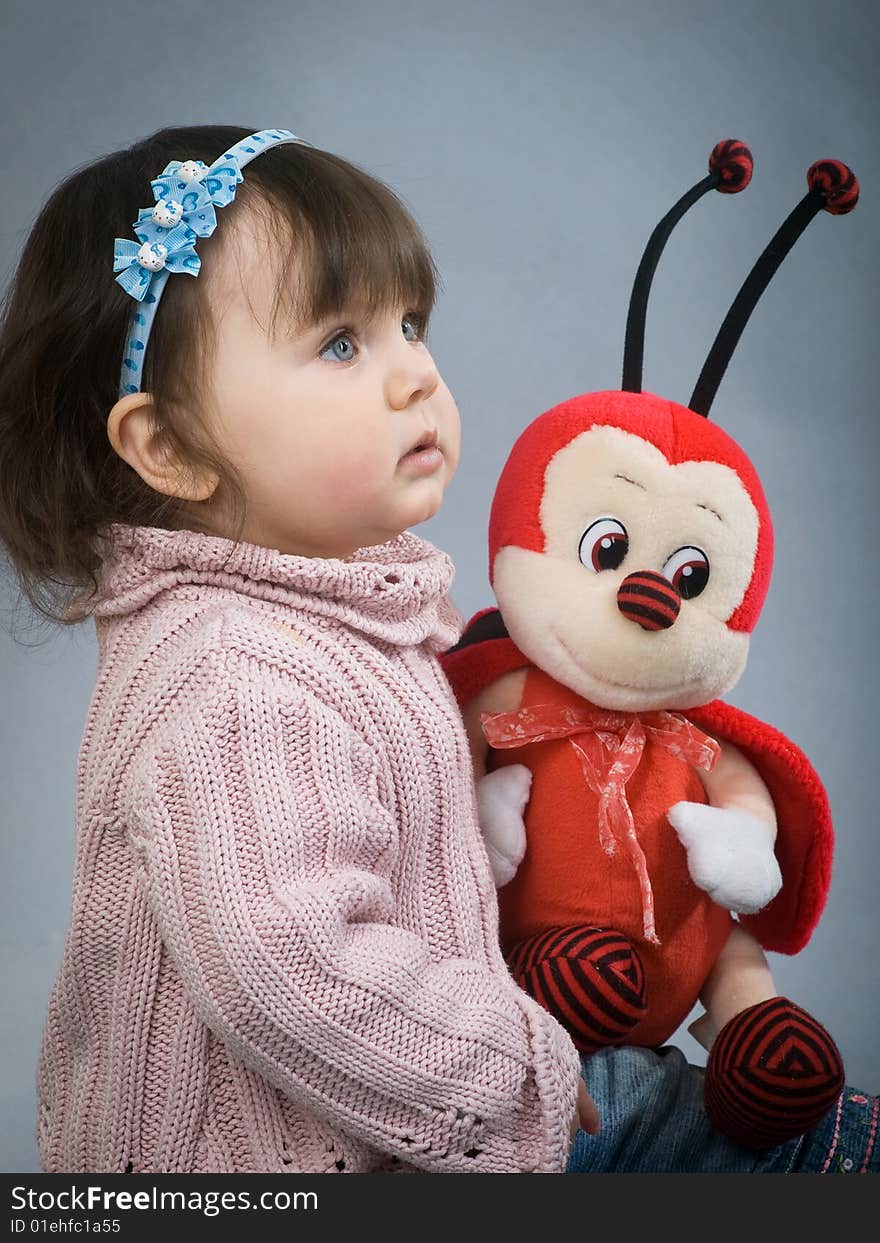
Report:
579,518,629,573
662,546,710,599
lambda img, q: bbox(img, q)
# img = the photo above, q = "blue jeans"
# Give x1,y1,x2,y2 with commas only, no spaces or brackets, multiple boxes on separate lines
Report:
567,1046,879,1173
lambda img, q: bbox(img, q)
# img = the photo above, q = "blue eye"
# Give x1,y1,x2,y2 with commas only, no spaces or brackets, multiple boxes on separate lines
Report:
320,332,357,362
402,314,421,342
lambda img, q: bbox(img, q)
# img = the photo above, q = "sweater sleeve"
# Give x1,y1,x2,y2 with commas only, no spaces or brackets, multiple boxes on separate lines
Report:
117,650,581,1173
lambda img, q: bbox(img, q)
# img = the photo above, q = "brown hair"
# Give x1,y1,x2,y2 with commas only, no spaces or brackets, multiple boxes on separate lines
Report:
0,124,438,636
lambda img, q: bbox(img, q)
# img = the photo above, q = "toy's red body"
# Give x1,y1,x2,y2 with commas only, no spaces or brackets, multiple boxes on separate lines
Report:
491,663,734,1047
441,610,835,1043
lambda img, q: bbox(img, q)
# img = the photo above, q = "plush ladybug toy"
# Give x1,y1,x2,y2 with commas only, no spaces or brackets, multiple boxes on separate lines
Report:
439,141,859,1150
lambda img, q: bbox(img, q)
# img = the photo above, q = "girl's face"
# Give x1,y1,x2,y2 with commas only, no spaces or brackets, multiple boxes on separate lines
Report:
200,214,461,558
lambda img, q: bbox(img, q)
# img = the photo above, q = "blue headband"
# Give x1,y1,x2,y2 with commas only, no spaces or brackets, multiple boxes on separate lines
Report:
113,128,306,399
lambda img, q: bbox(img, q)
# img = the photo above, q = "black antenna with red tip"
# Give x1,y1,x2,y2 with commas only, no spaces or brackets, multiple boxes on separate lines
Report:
689,159,859,417
622,139,753,394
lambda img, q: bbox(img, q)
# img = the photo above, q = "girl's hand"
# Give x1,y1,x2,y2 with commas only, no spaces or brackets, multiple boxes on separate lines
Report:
570,1077,601,1144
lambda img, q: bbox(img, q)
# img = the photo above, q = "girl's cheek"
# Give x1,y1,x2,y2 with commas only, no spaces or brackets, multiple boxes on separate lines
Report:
309,440,381,496
444,416,462,474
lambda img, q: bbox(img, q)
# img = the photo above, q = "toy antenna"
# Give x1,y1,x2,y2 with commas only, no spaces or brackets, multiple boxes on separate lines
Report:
622,140,753,394
689,159,859,417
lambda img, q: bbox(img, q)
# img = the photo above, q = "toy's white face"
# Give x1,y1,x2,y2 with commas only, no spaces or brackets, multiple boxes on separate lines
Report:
493,424,760,711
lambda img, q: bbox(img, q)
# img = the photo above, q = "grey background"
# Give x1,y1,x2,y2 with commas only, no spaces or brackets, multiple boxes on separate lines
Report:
1,0,877,1173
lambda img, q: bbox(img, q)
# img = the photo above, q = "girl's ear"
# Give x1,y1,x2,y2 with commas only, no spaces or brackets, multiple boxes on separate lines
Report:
106,392,220,502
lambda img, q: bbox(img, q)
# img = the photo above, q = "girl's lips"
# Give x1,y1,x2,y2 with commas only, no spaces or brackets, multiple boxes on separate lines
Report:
398,445,444,474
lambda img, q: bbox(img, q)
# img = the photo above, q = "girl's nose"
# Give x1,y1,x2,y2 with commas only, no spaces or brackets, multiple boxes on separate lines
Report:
617,570,681,630
385,348,440,410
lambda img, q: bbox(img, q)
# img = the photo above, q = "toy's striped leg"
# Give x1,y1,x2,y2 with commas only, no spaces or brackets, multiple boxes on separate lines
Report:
704,996,845,1149
505,925,648,1054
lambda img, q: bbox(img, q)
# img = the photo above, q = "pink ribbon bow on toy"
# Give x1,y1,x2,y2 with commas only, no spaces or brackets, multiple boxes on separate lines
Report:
480,704,720,945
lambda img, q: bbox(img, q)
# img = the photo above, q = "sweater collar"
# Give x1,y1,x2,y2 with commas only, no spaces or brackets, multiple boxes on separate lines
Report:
74,523,465,650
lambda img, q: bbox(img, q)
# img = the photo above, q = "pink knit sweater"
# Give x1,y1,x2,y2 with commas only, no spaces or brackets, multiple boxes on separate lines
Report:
36,523,580,1174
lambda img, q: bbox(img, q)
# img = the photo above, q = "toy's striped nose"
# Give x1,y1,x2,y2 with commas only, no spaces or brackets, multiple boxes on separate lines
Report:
617,571,681,630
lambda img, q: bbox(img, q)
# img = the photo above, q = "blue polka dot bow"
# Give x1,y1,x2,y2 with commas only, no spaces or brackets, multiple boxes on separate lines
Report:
114,129,305,397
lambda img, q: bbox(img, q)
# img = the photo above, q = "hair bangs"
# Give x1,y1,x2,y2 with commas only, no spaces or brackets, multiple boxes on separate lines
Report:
240,148,438,338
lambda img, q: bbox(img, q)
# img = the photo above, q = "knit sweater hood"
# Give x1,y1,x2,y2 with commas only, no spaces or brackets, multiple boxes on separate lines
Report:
74,522,464,651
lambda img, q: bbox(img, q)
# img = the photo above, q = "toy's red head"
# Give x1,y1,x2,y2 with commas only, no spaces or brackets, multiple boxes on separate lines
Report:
487,144,858,712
